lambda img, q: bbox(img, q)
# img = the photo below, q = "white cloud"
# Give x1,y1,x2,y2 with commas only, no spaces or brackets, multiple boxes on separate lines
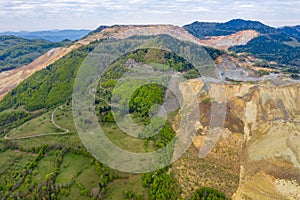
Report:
182,7,210,12
0,0,299,31
238,4,255,8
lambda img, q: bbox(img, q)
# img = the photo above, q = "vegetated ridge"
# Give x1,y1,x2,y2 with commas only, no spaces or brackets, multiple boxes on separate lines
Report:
0,35,69,72
185,19,300,67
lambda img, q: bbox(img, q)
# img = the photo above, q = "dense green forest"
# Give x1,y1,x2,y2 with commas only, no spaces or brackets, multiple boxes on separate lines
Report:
184,19,298,41
230,36,300,67
0,35,70,72
96,47,203,124
184,19,277,39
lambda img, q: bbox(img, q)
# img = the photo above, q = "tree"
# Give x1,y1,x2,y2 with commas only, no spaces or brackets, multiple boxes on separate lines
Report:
192,187,226,200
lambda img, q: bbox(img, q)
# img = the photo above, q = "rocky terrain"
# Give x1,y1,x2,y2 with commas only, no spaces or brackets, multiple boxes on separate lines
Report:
174,77,300,199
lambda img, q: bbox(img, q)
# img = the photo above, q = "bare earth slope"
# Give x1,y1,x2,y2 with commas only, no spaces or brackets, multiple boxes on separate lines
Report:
201,30,259,50
0,25,259,100
175,78,300,199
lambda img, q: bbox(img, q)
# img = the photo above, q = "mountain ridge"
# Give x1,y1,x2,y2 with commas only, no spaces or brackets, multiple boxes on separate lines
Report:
0,29,91,42
0,35,69,72
184,19,300,67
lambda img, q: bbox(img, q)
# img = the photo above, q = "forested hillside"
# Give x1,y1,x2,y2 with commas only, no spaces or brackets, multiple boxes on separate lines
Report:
0,35,70,72
230,36,300,67
184,19,300,68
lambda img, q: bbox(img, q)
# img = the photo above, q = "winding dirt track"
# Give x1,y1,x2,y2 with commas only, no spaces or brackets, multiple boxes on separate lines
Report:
4,106,70,140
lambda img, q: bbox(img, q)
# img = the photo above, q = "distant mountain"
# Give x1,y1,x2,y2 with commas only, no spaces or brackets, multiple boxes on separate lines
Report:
232,36,300,67
278,26,300,42
184,19,300,68
184,19,276,39
0,29,91,42
0,35,70,72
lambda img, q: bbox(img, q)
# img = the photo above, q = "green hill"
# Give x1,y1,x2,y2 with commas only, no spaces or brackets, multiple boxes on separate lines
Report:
0,35,70,72
230,36,300,67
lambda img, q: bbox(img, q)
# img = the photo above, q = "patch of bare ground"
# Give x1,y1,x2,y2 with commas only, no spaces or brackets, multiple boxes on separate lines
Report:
201,30,259,50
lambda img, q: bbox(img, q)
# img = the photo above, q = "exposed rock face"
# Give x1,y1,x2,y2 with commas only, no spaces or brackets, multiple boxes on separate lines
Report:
0,25,259,100
177,79,300,199
232,82,300,200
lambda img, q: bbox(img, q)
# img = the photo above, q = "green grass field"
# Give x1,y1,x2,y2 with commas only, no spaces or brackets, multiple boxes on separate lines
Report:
56,153,91,184
0,149,36,195
102,123,155,153
63,185,90,200
77,165,100,192
7,110,60,139
54,105,77,133
14,133,83,151
0,150,34,176
105,174,150,200
32,151,56,183
0,99,186,199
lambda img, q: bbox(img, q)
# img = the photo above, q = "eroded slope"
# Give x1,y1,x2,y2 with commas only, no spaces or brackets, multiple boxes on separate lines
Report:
173,78,300,199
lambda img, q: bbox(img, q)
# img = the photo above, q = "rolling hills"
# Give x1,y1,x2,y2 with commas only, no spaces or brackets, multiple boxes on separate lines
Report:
0,20,299,199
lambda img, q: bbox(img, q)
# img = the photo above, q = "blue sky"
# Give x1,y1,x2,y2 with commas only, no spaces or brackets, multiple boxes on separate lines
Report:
1,0,299,31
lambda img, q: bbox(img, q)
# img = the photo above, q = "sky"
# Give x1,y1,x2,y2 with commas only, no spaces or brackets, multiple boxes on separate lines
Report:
0,0,299,31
